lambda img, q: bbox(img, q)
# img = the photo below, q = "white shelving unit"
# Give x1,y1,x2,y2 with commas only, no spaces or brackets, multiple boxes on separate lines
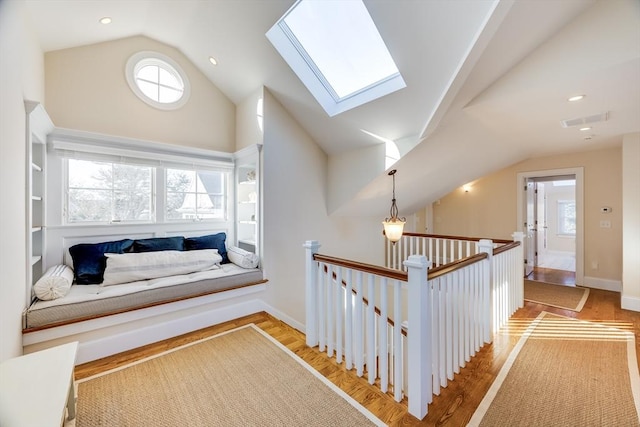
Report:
25,101,54,305
234,145,262,255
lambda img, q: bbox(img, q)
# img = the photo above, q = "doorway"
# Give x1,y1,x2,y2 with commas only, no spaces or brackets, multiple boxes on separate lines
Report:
517,168,584,286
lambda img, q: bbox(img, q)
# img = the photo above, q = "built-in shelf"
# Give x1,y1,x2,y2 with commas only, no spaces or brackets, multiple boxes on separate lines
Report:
235,145,261,257
26,101,54,305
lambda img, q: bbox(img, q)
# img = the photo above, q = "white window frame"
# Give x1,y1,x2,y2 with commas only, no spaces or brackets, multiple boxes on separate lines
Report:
50,129,235,227
165,168,230,223
125,51,191,111
65,159,156,225
266,0,405,117
557,199,576,236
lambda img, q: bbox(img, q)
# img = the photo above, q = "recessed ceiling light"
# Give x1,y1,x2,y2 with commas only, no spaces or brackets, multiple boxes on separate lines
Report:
208,56,218,66
579,127,591,131
568,94,585,102
99,17,112,25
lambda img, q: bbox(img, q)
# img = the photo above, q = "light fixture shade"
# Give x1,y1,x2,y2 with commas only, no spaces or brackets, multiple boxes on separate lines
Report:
383,218,405,243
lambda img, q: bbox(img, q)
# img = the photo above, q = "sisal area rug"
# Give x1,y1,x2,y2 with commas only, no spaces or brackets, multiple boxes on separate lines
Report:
72,325,385,426
468,312,640,426
524,280,590,312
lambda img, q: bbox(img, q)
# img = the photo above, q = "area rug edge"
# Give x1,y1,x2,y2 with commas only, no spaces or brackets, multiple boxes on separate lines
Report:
250,325,387,426
466,312,546,427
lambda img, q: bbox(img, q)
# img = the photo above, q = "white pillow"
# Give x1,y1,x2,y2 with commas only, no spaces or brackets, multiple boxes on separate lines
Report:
227,246,259,269
102,249,222,286
33,265,74,301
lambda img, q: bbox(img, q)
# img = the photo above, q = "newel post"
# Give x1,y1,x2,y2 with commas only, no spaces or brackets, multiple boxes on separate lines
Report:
404,254,431,420
512,231,525,308
478,239,494,343
303,240,320,347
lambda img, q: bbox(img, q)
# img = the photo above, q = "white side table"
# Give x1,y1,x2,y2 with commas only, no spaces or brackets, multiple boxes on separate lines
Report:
0,341,78,427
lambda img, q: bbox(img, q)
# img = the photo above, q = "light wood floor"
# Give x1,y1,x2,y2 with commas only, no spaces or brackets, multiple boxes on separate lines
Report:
75,285,640,426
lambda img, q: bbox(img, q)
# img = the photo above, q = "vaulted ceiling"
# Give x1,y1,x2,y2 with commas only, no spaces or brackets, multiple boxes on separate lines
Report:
24,0,640,217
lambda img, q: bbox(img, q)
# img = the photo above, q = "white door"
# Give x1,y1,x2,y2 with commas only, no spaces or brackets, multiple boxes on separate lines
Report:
535,182,547,267
524,179,536,276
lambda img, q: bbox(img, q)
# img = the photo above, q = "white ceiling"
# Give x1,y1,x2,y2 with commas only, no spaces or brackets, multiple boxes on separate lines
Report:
24,0,640,217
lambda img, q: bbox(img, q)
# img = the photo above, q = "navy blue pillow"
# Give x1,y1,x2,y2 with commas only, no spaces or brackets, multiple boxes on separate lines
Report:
69,239,134,284
185,233,228,263
133,236,184,253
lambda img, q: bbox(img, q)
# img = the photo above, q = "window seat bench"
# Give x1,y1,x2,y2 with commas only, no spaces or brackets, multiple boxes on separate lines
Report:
22,265,267,364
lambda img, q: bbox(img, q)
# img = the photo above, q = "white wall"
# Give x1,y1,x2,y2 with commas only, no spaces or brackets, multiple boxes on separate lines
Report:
0,1,45,361
328,144,386,215
262,89,384,328
622,133,640,311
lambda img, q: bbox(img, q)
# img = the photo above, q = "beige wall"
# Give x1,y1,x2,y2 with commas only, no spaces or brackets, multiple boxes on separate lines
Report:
262,89,384,327
45,36,235,152
0,1,45,361
433,147,623,283
622,133,640,310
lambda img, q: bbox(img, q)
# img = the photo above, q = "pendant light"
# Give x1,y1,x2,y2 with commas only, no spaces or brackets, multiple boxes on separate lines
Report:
382,169,405,243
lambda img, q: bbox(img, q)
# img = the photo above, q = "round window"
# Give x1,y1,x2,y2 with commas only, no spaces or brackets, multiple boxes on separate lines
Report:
125,51,191,110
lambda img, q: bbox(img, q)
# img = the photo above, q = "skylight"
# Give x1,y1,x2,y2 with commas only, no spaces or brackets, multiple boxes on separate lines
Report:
267,0,405,117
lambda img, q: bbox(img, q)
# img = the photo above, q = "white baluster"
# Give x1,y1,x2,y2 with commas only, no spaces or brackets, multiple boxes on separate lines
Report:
445,273,454,381
367,274,376,384
318,262,326,352
303,240,320,347
393,280,402,402
345,269,353,370
431,277,440,395
327,264,334,357
355,271,364,377
379,278,389,393
336,266,343,363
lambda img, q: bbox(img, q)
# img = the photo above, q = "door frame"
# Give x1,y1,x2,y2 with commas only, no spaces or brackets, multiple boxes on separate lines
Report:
516,167,584,285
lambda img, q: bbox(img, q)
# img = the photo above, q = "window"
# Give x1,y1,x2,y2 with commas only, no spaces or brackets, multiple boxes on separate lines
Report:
125,51,190,110
267,0,405,117
67,159,154,223
557,200,576,236
166,169,227,221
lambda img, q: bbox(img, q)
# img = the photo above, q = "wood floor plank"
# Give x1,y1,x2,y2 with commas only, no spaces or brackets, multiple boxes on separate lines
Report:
75,283,640,426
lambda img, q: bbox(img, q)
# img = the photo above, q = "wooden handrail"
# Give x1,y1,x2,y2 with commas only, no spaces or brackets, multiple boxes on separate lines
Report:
427,252,488,280
313,253,408,281
321,265,407,336
493,240,521,256
400,232,513,245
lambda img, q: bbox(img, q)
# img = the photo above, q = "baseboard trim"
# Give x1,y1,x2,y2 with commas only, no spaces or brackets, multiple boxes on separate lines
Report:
75,299,265,364
263,304,305,333
621,295,640,313
582,276,622,292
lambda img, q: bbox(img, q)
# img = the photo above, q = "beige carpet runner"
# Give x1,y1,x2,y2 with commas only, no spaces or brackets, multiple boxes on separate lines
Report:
524,280,590,311
72,325,385,426
468,312,640,426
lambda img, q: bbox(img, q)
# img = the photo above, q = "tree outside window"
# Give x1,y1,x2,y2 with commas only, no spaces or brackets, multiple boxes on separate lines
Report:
67,159,153,223
166,169,226,221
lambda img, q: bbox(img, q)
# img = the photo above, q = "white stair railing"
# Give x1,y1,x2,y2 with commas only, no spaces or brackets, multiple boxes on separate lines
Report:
303,236,523,420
